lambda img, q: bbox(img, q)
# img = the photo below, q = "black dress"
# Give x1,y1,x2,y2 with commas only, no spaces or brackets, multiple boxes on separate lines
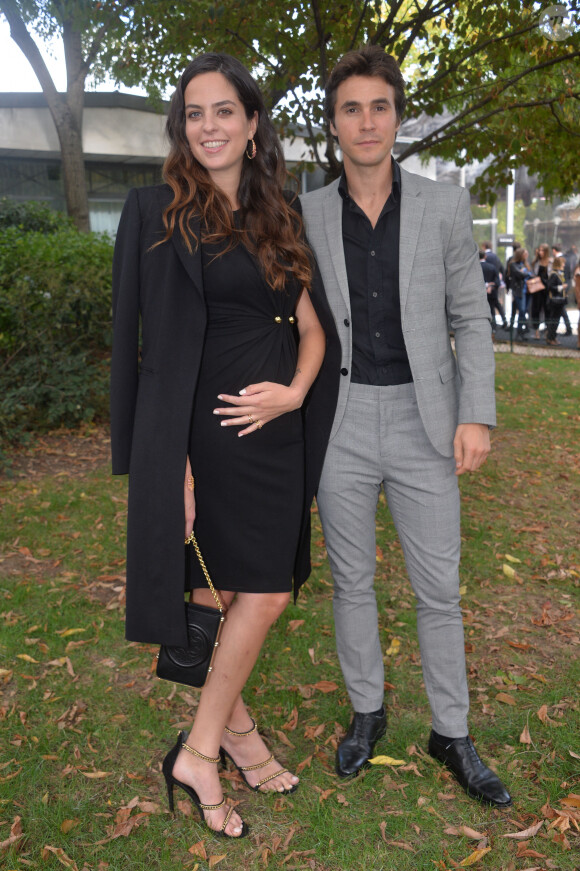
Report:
187,235,304,593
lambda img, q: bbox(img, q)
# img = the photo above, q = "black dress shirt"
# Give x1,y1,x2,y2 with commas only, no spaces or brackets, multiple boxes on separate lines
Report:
339,159,412,385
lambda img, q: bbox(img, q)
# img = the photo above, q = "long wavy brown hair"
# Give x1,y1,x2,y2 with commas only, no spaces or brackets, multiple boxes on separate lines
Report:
160,53,312,292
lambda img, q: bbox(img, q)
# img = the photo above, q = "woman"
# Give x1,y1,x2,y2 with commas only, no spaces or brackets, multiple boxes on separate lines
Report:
110,53,340,838
508,248,533,341
531,243,550,339
545,255,568,345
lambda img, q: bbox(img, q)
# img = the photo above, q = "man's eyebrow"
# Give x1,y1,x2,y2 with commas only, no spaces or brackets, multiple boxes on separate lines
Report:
184,99,237,109
339,97,391,110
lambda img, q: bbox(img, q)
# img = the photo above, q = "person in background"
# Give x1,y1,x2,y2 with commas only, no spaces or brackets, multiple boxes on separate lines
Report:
574,263,580,349
531,244,550,340
480,247,506,331
545,256,568,346
508,248,533,341
483,241,503,279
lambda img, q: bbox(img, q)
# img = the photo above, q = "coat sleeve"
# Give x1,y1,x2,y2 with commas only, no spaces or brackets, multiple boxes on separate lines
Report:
110,188,142,475
443,187,496,428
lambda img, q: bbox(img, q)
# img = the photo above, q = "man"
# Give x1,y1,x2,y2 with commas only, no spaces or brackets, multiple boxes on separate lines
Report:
480,246,507,331
483,241,503,279
301,47,511,807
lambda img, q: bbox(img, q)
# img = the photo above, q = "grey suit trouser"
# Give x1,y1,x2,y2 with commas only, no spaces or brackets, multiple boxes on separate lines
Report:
317,382,469,737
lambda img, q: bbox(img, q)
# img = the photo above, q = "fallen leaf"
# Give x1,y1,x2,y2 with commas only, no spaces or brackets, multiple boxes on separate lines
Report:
312,680,338,693
368,755,405,766
80,770,111,779
188,841,207,859
503,821,543,839
519,724,532,744
208,855,227,868
337,793,349,806
561,793,580,808
444,825,485,839
458,847,492,866
282,707,298,731
60,819,80,834
274,730,295,748
502,564,516,578
385,839,416,853
0,816,23,854
296,755,313,773
16,654,38,663
41,846,79,870
504,554,521,563
385,638,401,656
318,788,335,803
496,692,517,705
287,620,304,632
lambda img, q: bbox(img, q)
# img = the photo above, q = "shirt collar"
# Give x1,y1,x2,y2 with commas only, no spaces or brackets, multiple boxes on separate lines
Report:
338,156,401,203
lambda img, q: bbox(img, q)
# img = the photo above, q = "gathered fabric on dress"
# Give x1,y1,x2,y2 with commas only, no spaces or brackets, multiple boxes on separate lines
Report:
187,234,304,593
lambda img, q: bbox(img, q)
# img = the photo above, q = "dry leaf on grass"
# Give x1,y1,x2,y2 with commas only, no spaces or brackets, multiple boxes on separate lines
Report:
458,846,491,866
188,841,207,859
41,846,79,870
208,855,227,868
502,820,543,839
312,680,338,693
0,816,23,855
368,755,405,766
60,819,80,834
519,724,532,744
496,692,517,705
444,825,485,839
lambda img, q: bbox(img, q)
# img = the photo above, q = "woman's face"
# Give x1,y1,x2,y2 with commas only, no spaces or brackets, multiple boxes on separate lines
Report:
184,71,257,193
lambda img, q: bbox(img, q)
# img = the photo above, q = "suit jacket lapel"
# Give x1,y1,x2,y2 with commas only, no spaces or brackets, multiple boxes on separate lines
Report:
399,167,425,319
323,182,351,314
171,216,204,304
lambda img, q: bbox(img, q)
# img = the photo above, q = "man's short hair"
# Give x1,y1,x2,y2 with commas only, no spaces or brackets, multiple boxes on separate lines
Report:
324,46,407,124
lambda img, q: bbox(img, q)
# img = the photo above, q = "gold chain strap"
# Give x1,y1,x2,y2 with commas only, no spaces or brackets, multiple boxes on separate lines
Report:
185,531,224,613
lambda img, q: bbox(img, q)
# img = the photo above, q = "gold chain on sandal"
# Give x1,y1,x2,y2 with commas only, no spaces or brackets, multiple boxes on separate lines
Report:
224,718,258,737
181,741,220,764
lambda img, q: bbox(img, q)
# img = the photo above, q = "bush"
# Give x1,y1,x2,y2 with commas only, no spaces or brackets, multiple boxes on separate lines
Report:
0,215,114,458
0,196,72,233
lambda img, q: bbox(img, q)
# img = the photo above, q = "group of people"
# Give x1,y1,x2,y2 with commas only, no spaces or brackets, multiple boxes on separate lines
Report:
111,47,511,840
481,240,579,346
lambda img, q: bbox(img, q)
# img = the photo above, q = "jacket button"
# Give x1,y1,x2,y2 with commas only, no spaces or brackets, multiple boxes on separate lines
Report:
344,318,350,327
274,316,282,324
340,367,349,376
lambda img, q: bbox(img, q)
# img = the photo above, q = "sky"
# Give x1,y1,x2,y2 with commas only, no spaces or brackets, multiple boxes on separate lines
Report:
0,19,144,94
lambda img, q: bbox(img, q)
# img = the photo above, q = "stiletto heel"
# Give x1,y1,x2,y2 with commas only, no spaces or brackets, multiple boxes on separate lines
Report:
220,718,299,795
162,731,249,838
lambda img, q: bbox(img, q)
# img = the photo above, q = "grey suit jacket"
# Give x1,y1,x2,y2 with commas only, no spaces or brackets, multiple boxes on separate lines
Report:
300,165,496,457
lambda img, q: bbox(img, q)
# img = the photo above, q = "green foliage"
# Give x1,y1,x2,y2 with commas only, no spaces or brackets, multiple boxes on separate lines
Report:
0,196,71,233
111,0,580,199
0,220,113,455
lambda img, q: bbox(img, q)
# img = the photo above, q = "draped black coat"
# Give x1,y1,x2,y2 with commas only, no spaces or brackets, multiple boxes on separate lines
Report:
110,184,340,647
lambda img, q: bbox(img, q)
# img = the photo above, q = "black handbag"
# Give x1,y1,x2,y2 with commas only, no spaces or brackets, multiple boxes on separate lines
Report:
156,531,225,688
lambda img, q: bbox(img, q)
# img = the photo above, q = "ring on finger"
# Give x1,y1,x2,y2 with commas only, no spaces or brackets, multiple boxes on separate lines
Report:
247,414,254,424
256,420,263,429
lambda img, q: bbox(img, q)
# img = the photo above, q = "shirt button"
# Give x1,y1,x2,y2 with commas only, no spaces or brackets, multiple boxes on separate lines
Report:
375,332,381,338
370,250,376,257
344,318,350,327
372,292,378,298
340,367,349,376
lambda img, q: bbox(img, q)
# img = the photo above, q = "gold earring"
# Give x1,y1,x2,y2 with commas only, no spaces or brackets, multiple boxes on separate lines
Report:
246,138,257,159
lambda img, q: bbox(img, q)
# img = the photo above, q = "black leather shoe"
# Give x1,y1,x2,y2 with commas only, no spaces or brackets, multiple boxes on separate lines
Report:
336,708,387,777
428,732,512,807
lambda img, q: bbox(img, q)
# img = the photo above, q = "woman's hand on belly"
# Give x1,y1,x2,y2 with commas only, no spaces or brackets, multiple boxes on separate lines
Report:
213,381,304,436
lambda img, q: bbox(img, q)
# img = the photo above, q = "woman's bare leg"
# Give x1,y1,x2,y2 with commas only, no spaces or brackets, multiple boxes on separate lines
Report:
171,590,291,835
221,695,299,792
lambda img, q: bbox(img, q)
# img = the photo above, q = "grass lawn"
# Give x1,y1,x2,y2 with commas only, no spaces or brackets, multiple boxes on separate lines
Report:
0,354,578,871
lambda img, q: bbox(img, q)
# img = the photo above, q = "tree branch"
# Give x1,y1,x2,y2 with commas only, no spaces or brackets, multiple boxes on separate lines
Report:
0,0,61,104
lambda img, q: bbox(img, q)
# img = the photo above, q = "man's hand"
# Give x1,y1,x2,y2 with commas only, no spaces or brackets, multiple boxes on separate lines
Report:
453,423,490,476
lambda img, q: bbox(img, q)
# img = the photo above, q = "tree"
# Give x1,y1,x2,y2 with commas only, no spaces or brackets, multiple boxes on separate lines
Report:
112,0,580,201
0,1,138,231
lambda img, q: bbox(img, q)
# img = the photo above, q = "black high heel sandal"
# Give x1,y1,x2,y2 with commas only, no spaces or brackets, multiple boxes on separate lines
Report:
219,719,299,795
162,731,249,839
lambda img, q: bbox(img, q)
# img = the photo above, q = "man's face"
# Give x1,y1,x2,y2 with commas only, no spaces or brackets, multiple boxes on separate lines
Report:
330,75,401,172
